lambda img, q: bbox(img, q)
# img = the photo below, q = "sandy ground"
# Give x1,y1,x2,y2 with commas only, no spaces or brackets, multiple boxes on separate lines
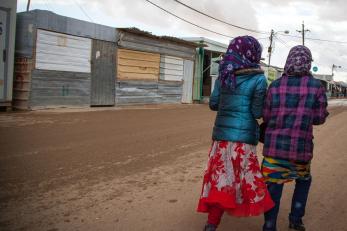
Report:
0,102,347,231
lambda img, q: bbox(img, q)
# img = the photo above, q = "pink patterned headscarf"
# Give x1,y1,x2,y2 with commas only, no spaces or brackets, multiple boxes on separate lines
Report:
284,45,313,76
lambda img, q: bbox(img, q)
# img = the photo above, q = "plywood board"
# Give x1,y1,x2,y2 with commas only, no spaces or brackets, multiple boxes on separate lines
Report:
117,49,160,81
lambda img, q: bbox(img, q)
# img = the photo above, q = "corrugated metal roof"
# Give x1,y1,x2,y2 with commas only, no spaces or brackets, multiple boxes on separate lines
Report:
260,61,284,71
117,28,202,48
182,37,227,53
18,10,117,42
313,74,333,82
336,81,347,87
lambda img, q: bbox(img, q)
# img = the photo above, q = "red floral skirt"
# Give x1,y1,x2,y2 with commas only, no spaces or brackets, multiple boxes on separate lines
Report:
197,141,274,217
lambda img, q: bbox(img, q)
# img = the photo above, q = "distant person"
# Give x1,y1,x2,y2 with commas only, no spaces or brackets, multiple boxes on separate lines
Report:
197,36,274,231
261,45,329,231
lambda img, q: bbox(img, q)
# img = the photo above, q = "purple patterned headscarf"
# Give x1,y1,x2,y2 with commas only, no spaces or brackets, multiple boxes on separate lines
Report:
284,45,312,76
219,36,262,89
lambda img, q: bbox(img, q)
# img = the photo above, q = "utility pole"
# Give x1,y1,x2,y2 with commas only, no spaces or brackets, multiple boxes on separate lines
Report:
332,64,342,77
26,0,31,12
297,21,310,46
268,29,274,68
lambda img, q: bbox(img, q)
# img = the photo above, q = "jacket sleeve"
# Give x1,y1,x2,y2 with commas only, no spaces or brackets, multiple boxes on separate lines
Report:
251,76,268,119
313,85,329,125
209,78,221,111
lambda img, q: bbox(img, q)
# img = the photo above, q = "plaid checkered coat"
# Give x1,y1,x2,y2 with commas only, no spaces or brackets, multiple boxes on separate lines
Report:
262,75,329,162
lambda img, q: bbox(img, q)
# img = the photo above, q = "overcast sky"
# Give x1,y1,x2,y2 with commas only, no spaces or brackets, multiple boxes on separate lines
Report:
17,0,347,82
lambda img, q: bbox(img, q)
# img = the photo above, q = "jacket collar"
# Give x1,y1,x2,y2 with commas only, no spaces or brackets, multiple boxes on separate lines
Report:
235,68,264,76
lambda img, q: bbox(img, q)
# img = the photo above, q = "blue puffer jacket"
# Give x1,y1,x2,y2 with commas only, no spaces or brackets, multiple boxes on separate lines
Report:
209,72,268,145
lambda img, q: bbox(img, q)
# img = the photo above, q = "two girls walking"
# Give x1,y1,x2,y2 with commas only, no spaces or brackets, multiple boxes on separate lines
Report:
197,36,329,231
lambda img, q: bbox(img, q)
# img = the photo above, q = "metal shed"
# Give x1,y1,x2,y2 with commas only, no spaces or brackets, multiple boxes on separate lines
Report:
14,10,117,109
116,28,198,105
0,0,17,109
313,74,334,97
260,62,284,84
182,37,228,103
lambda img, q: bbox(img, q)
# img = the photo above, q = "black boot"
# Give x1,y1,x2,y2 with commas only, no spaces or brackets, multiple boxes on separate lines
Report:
203,223,217,231
289,221,305,231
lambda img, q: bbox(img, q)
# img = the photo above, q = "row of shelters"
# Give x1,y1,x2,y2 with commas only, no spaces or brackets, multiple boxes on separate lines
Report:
4,9,345,110
13,10,208,110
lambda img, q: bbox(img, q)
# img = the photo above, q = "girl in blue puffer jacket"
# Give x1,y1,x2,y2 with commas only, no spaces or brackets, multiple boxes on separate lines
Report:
197,36,274,231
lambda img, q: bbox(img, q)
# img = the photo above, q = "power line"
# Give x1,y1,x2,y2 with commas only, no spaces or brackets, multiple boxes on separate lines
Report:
44,0,54,12
278,33,347,44
256,36,270,40
306,37,347,44
172,0,268,35
275,35,291,48
72,0,94,23
164,0,347,45
144,0,234,38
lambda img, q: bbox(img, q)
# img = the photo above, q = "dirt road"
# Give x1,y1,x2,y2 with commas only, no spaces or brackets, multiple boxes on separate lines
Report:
0,104,346,231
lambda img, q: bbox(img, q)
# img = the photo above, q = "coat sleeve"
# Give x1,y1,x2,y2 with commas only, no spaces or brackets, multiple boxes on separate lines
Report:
209,78,221,111
313,85,329,125
251,76,268,119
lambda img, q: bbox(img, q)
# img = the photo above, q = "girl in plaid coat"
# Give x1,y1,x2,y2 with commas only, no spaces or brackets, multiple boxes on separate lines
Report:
261,45,329,231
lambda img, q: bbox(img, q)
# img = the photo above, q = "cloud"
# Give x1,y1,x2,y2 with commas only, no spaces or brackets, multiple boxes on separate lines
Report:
17,0,347,81
80,0,262,40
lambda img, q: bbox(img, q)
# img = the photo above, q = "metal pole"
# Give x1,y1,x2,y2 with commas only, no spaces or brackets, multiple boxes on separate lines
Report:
268,29,274,68
26,0,31,12
302,22,305,46
267,29,275,82
297,21,309,46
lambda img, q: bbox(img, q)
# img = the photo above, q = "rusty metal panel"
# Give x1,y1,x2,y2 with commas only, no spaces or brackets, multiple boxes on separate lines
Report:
13,57,33,110
91,40,115,106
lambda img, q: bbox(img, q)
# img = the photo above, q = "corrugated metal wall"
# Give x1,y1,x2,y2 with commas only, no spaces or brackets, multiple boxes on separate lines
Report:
117,49,160,81
30,69,90,108
160,55,184,81
35,29,92,73
117,31,196,60
116,80,182,105
115,49,184,105
14,10,119,109
22,29,92,109
115,31,197,106
14,11,197,108
15,10,117,58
